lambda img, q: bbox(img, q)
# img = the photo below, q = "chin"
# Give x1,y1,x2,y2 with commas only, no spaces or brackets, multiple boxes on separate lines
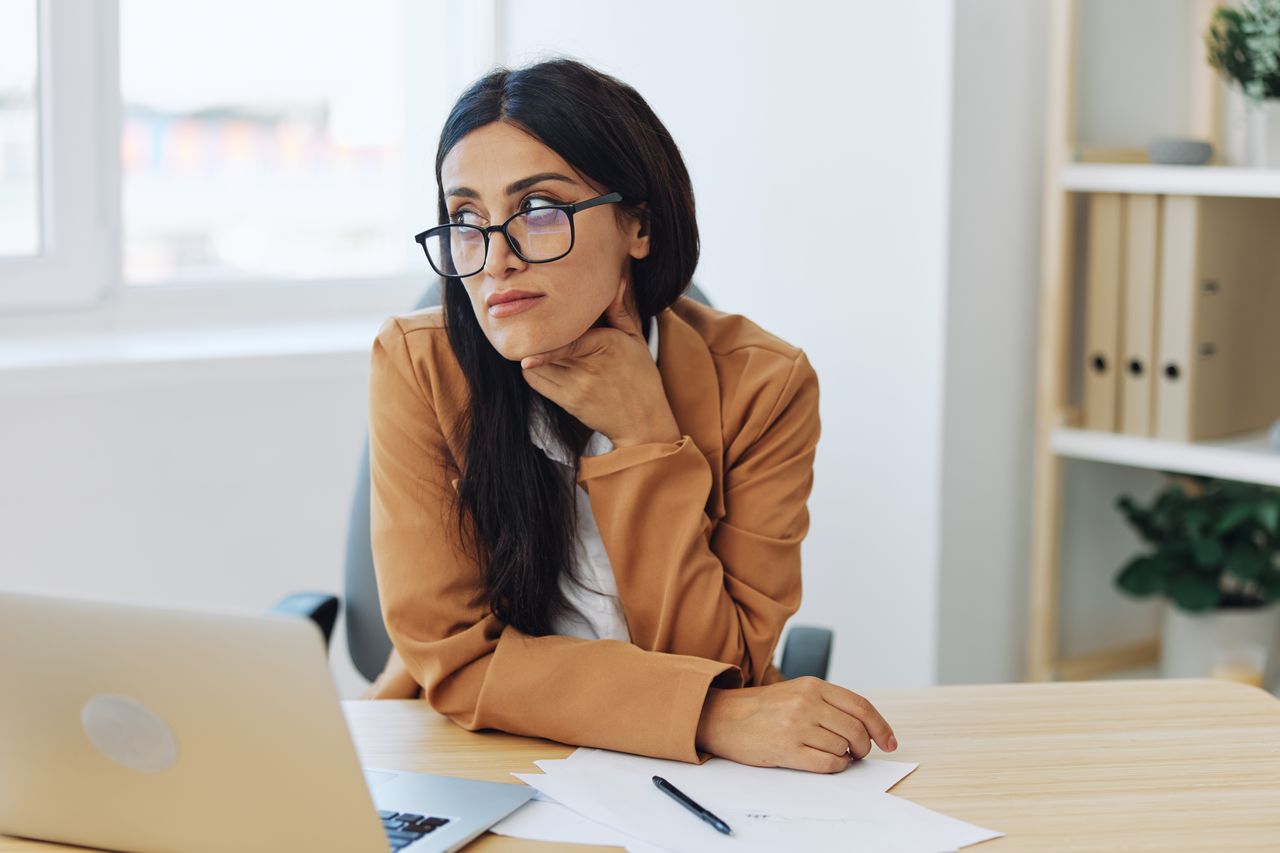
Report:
488,319,593,362
486,327,553,363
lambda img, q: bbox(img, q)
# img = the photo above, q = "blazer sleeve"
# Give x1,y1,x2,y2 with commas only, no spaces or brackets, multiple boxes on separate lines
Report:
368,318,739,763
577,347,820,688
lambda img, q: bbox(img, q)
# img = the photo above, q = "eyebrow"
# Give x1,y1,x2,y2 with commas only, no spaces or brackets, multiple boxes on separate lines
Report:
445,172,578,201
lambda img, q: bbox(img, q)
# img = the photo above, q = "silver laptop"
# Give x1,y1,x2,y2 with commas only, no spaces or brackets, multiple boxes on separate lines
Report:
0,590,533,853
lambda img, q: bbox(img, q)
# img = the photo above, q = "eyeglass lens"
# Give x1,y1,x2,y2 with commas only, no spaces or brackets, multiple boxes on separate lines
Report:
421,207,572,276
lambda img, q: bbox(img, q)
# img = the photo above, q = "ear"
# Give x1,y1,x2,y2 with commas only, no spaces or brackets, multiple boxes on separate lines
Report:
628,202,651,260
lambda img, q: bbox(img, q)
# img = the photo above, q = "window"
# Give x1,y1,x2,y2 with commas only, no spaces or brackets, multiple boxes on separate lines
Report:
121,0,426,285
0,0,40,257
1,0,490,315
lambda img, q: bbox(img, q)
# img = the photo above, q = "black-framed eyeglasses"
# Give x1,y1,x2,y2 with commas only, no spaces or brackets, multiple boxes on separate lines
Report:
413,191,624,278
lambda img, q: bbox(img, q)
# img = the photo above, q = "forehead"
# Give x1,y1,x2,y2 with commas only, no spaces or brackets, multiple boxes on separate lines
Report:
441,122,586,197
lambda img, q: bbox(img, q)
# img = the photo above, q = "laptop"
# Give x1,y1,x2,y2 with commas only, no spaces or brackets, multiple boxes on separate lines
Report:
0,590,533,853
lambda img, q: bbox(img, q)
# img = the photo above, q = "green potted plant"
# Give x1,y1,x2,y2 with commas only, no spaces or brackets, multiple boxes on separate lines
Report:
1206,0,1280,166
1115,475,1280,687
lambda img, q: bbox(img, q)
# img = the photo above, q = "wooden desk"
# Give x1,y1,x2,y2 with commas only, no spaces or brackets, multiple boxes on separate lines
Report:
3,679,1278,851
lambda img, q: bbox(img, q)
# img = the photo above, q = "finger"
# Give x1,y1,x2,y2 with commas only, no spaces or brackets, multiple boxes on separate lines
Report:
791,745,852,775
520,339,582,370
819,684,897,752
816,704,872,758
602,277,643,338
801,724,852,758
526,358,571,376
521,346,573,370
520,365,566,394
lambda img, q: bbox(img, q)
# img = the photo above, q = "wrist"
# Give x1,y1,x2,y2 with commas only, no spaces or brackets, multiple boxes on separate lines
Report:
695,687,726,754
610,412,681,449
611,430,681,450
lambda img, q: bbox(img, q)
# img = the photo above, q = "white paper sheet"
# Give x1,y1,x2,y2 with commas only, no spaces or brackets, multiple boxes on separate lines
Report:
492,757,659,848
501,747,1001,853
489,799,636,846
503,751,916,832
562,748,921,804
514,770,960,853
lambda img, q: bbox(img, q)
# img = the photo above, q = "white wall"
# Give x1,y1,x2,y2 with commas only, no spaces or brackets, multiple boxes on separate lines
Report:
936,0,1048,684
0,350,376,699
500,0,957,689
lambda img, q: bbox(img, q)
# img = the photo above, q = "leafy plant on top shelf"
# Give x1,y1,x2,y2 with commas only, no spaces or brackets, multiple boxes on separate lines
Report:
1115,476,1280,613
1206,0,1280,103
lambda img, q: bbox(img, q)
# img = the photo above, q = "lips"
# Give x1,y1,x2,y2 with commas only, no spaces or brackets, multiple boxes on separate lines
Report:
485,289,544,308
486,293,545,318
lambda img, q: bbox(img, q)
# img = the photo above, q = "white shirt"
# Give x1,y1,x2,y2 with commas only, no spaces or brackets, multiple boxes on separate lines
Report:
528,318,660,642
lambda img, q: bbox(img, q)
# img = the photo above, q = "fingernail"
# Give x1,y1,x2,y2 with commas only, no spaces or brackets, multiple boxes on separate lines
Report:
888,735,898,751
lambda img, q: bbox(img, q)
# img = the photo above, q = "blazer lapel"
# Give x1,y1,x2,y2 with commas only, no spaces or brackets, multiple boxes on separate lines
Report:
656,299,726,522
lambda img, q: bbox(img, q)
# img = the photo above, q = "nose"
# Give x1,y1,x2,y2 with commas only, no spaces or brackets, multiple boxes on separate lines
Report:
482,225,527,279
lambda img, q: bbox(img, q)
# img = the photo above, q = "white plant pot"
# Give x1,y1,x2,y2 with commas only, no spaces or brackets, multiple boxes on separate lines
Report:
1249,99,1280,168
1224,86,1250,165
1224,89,1280,168
1160,600,1280,689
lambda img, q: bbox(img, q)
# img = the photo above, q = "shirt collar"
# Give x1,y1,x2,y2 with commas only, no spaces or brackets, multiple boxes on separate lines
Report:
530,316,659,465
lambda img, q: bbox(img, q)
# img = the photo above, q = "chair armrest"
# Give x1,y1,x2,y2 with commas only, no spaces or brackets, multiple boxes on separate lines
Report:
779,625,833,680
271,592,340,648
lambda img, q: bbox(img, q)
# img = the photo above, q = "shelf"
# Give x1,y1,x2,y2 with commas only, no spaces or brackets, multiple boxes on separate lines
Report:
1060,163,1280,198
1027,2,1280,686
1051,427,1280,487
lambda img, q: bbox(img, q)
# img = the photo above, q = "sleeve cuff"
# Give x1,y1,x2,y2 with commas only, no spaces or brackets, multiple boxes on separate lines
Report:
577,434,700,484
668,659,744,763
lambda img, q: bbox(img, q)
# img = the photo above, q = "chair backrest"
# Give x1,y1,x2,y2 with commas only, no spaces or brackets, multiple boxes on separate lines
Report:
344,281,713,680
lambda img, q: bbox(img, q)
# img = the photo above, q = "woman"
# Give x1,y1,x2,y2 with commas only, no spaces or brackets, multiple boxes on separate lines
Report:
364,57,897,773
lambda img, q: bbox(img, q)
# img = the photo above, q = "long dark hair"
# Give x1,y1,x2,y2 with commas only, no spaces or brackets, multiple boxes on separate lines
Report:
434,58,700,636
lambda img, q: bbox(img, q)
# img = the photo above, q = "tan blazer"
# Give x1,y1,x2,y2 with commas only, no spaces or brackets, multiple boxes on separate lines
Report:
369,296,820,762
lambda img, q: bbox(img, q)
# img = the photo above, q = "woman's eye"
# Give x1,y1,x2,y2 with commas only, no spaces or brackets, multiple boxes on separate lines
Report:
521,195,557,210
450,195,555,224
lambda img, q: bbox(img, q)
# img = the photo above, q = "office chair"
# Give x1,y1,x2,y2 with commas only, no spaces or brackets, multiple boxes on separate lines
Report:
274,281,833,684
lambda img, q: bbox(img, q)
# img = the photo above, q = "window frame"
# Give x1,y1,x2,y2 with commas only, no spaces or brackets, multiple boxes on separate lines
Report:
0,0,498,328
0,0,117,312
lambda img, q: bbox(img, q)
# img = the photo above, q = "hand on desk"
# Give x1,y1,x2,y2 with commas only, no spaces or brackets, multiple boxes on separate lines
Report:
360,649,899,776
696,676,898,774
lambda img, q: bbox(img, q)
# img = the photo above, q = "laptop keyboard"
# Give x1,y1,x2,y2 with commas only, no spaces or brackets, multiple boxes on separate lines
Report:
378,810,452,851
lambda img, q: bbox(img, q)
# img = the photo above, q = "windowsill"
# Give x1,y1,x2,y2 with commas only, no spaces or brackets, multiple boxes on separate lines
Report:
0,275,429,379
0,318,384,374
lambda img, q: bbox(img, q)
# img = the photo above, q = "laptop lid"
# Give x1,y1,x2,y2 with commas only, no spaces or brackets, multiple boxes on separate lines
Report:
0,590,390,853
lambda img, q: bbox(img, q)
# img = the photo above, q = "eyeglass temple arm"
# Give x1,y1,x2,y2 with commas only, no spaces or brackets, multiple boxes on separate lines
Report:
571,191,624,213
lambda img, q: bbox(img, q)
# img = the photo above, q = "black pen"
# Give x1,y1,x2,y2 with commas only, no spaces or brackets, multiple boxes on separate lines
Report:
652,775,733,836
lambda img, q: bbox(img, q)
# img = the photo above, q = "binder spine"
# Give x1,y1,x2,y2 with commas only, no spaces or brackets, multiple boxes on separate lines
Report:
1119,194,1161,437
1083,193,1125,432
1154,196,1197,442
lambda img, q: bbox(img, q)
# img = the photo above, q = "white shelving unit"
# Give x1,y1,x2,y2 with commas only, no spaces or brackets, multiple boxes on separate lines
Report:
1028,0,1280,684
